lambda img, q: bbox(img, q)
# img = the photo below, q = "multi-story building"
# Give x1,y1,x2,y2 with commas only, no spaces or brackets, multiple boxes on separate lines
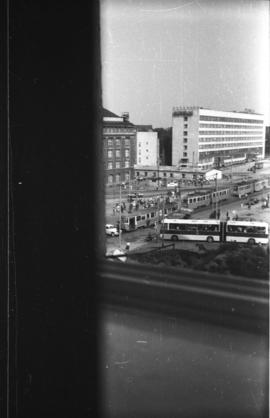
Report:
172,107,265,170
136,125,159,166
103,108,137,185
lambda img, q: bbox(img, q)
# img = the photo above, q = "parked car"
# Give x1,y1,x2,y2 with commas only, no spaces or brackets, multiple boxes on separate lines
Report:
243,198,258,206
105,224,119,237
167,181,178,188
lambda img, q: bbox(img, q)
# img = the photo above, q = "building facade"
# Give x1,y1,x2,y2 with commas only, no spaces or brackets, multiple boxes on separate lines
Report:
172,107,265,170
103,109,137,185
136,126,159,166
134,165,206,183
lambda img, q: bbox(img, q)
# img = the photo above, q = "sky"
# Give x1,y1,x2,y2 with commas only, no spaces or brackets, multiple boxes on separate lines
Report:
101,0,270,128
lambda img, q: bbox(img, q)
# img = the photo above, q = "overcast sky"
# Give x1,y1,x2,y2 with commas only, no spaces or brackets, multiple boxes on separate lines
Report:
101,0,270,128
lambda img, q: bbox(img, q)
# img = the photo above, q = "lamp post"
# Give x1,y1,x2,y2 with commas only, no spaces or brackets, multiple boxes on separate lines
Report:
215,173,219,219
119,184,122,249
157,156,160,190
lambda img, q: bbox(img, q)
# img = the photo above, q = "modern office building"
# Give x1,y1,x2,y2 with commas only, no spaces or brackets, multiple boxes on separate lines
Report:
172,107,265,170
136,125,159,166
103,108,137,185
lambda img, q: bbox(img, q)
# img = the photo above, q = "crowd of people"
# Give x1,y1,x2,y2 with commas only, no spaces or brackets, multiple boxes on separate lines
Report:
112,194,177,215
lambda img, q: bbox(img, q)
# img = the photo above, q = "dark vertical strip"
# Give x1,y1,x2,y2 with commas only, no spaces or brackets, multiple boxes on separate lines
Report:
9,1,102,417
0,0,8,417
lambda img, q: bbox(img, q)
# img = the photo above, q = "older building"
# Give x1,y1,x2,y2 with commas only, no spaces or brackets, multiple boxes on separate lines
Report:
136,125,159,166
172,107,265,170
134,164,206,184
103,109,137,185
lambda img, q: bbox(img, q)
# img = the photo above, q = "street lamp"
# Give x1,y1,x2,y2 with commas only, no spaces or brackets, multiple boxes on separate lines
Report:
215,173,219,219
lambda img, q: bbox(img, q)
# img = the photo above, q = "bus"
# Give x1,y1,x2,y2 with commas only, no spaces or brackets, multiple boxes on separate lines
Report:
160,219,221,243
160,219,269,245
225,221,269,245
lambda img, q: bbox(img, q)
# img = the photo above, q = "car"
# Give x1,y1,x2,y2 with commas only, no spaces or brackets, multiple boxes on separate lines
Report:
105,224,119,237
167,182,178,188
243,199,258,206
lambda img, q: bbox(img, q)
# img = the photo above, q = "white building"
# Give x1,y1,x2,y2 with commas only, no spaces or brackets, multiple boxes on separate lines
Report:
136,130,159,166
205,169,222,181
172,107,265,170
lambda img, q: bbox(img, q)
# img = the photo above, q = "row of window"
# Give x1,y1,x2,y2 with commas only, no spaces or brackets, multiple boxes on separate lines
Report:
107,149,130,158
199,130,262,136
199,116,263,124
107,161,130,169
199,148,262,159
199,137,263,143
199,123,264,129
103,127,136,133
136,172,174,178
107,172,130,183
227,225,266,234
106,139,130,147
199,142,262,150
168,224,219,233
199,142,263,149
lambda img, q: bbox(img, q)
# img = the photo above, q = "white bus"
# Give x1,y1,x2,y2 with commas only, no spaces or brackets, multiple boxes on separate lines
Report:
160,219,221,243
160,219,269,245
225,221,269,245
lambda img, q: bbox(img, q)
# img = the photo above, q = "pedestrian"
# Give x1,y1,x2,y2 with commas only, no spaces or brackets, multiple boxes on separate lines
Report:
113,207,115,215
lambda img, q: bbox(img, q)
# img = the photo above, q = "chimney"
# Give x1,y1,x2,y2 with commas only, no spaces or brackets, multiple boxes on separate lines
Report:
122,112,129,122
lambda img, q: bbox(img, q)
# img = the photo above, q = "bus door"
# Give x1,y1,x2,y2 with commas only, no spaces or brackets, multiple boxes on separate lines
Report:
220,221,226,242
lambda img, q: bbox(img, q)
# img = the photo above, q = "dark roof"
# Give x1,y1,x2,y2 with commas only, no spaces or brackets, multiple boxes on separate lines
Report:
136,125,153,132
103,121,135,127
102,108,135,127
103,108,120,118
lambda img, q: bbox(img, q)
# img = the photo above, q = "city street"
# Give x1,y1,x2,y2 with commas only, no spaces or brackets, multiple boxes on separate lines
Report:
105,160,270,255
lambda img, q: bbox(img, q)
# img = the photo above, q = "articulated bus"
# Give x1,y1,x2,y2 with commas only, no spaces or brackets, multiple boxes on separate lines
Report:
160,219,269,245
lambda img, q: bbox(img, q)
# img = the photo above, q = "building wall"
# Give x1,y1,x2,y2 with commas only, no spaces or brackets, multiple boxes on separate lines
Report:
172,107,265,170
103,122,137,185
134,165,206,182
136,131,158,166
172,107,200,167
